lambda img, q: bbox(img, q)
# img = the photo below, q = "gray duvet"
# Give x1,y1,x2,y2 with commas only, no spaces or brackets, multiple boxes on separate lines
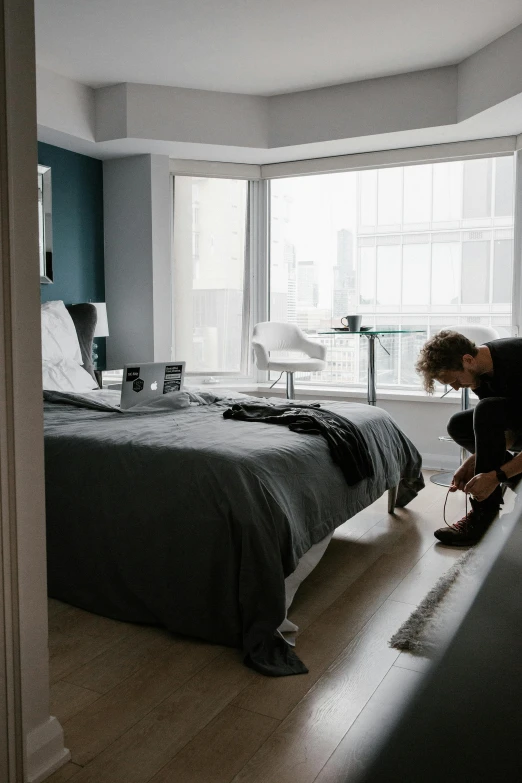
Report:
44,389,423,673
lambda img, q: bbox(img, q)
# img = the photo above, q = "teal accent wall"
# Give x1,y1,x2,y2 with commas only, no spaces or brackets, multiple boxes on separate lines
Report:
39,142,104,304
38,142,106,367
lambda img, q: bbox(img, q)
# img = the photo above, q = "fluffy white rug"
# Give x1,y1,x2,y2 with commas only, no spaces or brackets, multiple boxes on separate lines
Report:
389,548,485,657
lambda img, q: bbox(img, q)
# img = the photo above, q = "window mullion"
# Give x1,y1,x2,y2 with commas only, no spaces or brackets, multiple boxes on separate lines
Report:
512,150,522,336
250,179,269,382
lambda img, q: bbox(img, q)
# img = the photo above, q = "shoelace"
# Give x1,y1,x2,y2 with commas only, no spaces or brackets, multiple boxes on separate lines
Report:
443,487,469,528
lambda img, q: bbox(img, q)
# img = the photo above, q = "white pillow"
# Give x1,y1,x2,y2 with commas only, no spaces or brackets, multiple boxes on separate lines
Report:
41,300,83,364
42,359,98,393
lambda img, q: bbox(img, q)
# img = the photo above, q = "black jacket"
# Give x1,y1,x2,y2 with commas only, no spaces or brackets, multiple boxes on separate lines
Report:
223,401,373,485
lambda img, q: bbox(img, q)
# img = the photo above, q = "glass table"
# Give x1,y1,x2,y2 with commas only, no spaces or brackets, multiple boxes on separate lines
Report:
317,330,426,405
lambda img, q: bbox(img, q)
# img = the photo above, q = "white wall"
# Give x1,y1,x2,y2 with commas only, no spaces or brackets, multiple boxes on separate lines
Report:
458,23,522,121
268,67,457,147
378,398,461,470
95,83,128,142
95,68,459,151
104,154,172,369
36,66,95,142
96,82,269,148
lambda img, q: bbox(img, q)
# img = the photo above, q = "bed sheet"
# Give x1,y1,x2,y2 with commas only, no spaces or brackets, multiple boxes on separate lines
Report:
43,389,423,674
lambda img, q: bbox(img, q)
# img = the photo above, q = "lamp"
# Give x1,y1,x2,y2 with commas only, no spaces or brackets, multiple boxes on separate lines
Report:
91,302,109,372
93,302,109,338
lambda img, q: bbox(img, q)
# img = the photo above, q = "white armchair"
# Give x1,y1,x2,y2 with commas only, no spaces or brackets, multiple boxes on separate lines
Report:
252,321,327,399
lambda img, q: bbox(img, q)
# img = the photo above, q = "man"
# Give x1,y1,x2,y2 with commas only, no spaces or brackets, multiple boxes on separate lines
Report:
416,330,522,545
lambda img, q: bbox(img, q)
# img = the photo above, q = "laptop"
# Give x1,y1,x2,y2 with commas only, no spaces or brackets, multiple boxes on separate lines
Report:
120,361,186,409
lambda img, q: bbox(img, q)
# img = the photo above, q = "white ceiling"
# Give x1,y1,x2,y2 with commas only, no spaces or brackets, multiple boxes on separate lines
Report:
35,0,522,96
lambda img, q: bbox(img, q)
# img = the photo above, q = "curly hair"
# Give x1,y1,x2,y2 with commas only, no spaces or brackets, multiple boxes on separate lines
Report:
416,330,478,394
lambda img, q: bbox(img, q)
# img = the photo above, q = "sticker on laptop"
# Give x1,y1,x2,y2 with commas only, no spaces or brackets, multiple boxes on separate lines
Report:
163,363,183,394
126,367,140,382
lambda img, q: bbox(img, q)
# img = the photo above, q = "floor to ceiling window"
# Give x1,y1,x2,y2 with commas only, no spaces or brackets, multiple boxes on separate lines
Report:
269,156,515,389
172,176,249,374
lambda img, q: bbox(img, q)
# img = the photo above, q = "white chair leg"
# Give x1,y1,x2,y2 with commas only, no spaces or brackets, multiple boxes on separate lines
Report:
286,371,295,399
388,485,399,514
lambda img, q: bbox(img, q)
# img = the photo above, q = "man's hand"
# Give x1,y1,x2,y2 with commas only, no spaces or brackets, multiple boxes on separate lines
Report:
464,471,499,502
449,455,476,493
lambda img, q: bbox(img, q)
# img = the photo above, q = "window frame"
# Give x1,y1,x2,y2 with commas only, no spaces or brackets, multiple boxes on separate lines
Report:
171,146,522,394
264,153,519,392
171,174,267,381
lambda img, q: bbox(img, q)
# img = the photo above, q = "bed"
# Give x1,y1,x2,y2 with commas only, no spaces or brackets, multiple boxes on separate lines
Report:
42,302,424,675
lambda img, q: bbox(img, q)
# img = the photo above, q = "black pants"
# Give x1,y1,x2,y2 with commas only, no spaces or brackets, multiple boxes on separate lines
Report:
447,397,522,509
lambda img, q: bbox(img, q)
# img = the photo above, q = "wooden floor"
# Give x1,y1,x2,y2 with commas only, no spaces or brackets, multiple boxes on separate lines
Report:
47,473,466,783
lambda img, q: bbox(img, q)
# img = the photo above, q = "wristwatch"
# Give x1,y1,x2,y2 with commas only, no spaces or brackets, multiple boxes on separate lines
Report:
495,468,509,483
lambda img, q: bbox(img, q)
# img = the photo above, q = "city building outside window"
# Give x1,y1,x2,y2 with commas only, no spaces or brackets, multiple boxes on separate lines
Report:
269,156,515,390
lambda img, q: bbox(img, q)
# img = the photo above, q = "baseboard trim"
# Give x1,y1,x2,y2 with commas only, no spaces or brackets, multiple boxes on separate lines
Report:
421,453,459,471
25,716,70,783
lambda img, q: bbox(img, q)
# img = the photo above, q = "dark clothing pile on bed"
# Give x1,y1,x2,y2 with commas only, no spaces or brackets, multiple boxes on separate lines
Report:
223,401,374,485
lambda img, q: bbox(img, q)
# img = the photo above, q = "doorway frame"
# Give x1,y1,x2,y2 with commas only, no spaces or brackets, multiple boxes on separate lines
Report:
0,1,68,780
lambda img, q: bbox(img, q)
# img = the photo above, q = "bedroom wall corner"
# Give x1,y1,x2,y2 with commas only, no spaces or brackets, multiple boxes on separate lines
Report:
103,153,172,369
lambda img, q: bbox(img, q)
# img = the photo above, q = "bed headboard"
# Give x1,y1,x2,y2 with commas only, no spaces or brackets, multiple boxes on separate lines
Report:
65,303,97,380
